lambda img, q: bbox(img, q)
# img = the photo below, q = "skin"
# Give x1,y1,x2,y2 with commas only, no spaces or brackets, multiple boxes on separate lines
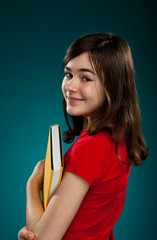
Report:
18,52,106,240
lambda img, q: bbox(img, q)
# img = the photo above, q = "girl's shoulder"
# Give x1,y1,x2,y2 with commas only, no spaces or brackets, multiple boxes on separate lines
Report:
74,130,113,151
72,130,128,164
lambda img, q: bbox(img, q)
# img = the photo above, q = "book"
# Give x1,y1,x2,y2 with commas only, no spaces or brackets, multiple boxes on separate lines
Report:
42,125,63,210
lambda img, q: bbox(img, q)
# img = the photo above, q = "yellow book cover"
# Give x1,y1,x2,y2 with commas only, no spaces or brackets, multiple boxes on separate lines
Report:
42,125,63,210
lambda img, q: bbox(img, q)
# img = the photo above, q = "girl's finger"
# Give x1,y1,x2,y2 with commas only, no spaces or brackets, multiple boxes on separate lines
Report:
18,227,35,240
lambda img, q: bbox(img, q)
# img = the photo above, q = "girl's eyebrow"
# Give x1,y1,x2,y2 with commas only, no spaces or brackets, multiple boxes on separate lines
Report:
65,66,96,75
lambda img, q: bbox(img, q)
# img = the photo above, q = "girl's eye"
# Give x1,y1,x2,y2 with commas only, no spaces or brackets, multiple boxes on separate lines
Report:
65,72,73,78
82,77,91,82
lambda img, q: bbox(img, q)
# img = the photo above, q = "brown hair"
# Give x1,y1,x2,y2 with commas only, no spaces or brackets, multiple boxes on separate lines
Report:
63,33,148,166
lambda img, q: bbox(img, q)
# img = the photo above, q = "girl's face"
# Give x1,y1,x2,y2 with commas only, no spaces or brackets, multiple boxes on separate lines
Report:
62,52,105,120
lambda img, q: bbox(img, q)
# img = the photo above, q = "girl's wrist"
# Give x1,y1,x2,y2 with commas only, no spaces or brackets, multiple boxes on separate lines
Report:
27,175,42,192
27,160,45,192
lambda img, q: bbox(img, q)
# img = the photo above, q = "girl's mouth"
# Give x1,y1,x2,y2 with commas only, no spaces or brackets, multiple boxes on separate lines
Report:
67,97,85,103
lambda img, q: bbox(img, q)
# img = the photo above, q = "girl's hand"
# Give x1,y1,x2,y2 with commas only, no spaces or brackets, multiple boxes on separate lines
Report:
28,160,45,190
18,226,35,240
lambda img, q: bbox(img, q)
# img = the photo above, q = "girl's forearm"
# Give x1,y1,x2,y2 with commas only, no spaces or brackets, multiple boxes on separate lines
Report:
26,177,44,232
25,170,90,240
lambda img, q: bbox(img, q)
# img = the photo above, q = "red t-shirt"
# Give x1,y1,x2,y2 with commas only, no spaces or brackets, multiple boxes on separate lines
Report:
62,130,131,240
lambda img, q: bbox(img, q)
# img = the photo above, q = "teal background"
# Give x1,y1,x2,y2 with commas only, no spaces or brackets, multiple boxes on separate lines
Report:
0,0,156,239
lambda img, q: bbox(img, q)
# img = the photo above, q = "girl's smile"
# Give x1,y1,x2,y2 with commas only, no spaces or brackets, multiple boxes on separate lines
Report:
67,97,85,104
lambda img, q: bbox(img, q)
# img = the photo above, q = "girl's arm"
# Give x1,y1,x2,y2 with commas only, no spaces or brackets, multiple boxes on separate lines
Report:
26,160,90,240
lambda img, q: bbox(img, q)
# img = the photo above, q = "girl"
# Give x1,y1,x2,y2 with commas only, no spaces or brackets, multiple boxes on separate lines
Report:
18,33,148,240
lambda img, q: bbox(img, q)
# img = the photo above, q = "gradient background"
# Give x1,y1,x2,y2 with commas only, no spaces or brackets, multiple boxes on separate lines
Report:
0,0,156,239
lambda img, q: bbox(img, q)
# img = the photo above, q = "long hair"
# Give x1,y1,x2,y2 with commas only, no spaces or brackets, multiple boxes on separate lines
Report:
63,33,148,166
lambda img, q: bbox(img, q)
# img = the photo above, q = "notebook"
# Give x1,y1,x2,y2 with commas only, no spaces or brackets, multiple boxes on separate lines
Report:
42,125,63,210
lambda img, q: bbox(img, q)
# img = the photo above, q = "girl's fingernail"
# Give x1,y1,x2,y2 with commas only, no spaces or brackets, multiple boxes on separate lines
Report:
28,233,33,238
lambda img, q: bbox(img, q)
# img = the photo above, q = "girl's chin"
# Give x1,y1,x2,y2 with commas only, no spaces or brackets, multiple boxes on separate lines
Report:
66,110,83,116
67,112,83,116
66,108,82,116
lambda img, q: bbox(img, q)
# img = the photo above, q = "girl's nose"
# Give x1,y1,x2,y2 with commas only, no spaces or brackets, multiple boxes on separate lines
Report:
66,78,79,92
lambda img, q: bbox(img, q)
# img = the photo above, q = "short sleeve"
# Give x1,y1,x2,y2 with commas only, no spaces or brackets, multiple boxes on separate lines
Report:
64,142,103,187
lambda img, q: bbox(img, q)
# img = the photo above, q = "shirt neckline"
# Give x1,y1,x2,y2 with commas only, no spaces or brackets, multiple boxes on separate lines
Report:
80,130,88,136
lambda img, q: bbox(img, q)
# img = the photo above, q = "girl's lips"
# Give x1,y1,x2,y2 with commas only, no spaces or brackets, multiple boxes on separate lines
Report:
67,97,85,103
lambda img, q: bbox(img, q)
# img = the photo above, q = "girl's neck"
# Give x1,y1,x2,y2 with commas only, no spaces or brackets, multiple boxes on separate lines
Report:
83,117,90,131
